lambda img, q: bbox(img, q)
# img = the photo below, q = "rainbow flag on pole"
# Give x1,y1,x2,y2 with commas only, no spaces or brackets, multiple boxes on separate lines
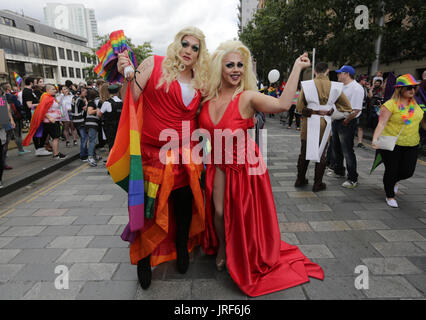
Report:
94,30,137,83
13,72,23,89
106,85,145,236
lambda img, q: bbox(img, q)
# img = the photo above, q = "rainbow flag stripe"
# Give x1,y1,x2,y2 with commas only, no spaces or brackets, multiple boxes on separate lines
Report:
106,84,145,233
94,30,137,83
394,74,420,87
13,72,23,88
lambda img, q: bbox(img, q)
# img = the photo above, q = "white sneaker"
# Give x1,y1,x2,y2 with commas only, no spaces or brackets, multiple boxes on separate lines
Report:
326,170,345,178
386,198,398,208
35,148,53,156
342,180,358,189
88,156,97,167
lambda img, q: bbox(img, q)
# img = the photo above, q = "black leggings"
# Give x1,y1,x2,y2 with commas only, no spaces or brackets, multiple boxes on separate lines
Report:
288,105,301,128
380,145,418,198
171,185,193,244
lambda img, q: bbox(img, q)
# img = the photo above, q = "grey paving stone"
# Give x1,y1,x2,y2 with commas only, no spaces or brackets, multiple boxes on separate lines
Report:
364,276,422,298
97,208,129,216
77,225,120,236
297,245,334,259
327,241,382,259
77,281,138,300
2,226,46,237
68,263,118,281
4,236,55,249
0,237,15,248
72,216,111,225
16,201,62,209
0,264,25,281
372,242,426,257
249,285,307,300
58,201,93,209
101,248,130,263
108,216,129,225
0,249,21,263
56,248,108,263
12,264,67,281
2,217,44,226
38,226,83,236
87,236,128,248
287,192,318,198
406,257,426,272
0,281,35,299
281,233,299,245
64,208,101,216
6,209,38,217
308,221,351,232
353,210,394,220
23,281,85,300
302,277,366,300
313,258,363,276
37,216,78,226
111,263,137,281
83,195,114,202
47,236,94,249
91,201,126,208
414,242,426,251
405,274,426,297
279,222,312,232
135,280,192,300
191,276,248,300
361,257,423,275
381,218,426,230
377,230,426,242
10,249,65,264
32,209,69,217
296,203,332,212
346,220,390,230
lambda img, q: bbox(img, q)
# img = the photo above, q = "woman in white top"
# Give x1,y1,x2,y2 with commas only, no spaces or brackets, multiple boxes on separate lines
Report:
59,86,78,147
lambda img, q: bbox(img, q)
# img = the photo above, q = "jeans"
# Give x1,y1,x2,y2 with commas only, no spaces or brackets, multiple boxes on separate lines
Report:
330,119,358,182
88,127,98,157
78,126,88,158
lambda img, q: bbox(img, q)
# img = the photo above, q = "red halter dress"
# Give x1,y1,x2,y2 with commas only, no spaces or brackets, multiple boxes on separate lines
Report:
198,92,324,297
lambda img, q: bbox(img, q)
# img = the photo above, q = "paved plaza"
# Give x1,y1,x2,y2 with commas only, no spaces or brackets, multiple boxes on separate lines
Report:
0,117,425,300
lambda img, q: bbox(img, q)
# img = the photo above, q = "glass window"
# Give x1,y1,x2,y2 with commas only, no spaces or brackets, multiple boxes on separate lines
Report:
44,66,54,79
83,68,89,79
0,35,13,54
1,17,16,27
86,56,91,64
69,67,74,78
14,38,27,56
61,66,67,77
28,25,35,32
80,52,85,63
74,51,79,62
66,49,72,61
58,47,65,60
76,68,81,79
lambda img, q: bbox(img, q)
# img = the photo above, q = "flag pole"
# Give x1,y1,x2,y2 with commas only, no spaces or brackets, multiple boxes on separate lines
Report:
312,48,316,79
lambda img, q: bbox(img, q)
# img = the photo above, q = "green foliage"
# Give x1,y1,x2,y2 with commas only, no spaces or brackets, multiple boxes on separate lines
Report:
239,0,425,83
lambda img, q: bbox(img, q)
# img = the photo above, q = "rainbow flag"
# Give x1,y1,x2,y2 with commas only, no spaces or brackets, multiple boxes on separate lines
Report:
13,72,23,89
106,85,145,235
94,30,137,83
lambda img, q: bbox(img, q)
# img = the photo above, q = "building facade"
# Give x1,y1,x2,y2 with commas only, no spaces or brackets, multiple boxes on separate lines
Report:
44,3,99,49
0,10,94,85
238,0,262,33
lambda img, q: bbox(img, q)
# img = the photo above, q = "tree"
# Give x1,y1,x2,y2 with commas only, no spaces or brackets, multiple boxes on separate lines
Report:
83,34,153,82
239,0,425,83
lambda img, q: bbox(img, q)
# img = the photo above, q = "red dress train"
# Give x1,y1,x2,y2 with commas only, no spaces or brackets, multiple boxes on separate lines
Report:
198,92,324,297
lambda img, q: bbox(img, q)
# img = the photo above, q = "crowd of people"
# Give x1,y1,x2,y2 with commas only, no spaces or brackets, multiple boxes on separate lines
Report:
0,76,124,187
0,25,425,298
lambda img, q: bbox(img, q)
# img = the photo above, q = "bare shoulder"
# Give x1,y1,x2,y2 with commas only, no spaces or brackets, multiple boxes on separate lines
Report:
239,90,257,118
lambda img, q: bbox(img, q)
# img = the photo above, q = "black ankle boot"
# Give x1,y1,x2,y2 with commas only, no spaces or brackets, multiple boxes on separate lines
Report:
137,256,152,289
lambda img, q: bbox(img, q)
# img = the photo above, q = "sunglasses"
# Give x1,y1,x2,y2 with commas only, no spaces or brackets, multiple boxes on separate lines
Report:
403,86,416,90
181,40,199,53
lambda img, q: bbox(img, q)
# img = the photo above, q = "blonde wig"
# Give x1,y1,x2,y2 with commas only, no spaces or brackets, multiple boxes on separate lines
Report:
157,26,210,94
99,83,111,102
204,40,257,103
390,86,418,104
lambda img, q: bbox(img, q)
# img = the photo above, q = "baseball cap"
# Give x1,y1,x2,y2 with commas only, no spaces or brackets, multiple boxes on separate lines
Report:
336,65,355,76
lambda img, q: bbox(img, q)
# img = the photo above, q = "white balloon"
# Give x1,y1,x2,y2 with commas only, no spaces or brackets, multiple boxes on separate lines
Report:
268,69,280,83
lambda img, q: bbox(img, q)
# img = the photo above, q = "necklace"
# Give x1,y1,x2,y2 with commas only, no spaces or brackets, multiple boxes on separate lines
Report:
398,99,415,125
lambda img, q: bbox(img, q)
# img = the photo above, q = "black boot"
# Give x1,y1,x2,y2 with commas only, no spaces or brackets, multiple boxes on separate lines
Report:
172,186,193,274
137,255,152,290
312,161,327,192
295,140,310,187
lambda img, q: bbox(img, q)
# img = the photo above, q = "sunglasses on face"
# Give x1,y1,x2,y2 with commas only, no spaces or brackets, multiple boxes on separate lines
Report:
225,62,244,69
403,86,416,91
181,40,199,53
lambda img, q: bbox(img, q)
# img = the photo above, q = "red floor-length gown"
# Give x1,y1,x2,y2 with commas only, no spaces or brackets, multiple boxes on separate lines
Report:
198,92,324,297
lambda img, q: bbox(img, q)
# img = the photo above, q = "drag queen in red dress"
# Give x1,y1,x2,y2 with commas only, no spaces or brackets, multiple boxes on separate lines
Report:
198,40,324,297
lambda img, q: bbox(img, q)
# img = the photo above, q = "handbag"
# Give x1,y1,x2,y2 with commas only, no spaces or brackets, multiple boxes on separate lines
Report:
375,125,405,151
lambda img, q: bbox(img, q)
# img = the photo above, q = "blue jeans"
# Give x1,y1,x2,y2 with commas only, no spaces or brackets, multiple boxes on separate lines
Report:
78,126,88,158
88,128,98,157
330,119,358,182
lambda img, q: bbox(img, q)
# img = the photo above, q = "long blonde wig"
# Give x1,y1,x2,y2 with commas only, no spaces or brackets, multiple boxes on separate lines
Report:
204,40,257,102
157,26,210,94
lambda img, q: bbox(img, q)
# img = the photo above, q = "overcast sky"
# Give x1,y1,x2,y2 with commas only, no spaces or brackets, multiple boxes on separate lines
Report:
2,0,240,55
